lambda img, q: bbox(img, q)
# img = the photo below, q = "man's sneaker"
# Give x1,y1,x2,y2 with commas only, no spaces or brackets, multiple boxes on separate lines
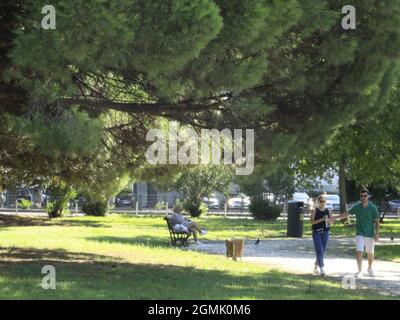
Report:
200,229,207,235
320,267,326,276
194,240,204,246
367,268,375,277
355,271,362,278
313,265,319,275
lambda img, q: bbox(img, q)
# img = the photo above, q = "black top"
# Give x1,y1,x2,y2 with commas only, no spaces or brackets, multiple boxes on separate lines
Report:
312,208,330,232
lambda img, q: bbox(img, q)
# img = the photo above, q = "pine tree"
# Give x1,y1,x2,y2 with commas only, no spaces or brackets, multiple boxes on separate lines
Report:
1,0,400,183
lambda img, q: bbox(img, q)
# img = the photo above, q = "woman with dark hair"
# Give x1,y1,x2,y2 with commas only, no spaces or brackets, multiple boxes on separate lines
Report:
310,194,333,276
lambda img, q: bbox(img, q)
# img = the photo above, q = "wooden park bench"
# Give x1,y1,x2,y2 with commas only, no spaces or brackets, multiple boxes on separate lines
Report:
164,216,191,246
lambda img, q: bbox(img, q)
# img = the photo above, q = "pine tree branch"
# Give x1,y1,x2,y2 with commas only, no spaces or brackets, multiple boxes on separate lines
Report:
61,97,222,115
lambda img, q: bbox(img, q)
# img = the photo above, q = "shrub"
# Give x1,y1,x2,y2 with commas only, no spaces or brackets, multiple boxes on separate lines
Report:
175,165,232,215
46,181,77,218
19,199,32,210
155,201,166,210
47,200,70,218
82,201,108,216
183,200,208,217
249,197,281,221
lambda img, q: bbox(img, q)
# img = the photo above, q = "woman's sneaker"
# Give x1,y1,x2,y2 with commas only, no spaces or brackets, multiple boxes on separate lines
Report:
313,266,319,275
367,268,375,277
320,267,326,276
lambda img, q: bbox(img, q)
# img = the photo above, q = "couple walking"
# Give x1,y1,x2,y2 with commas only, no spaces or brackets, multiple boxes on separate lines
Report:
311,189,380,277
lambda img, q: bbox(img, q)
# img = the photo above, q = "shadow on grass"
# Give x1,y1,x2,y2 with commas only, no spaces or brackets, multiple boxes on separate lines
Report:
57,219,109,228
0,215,52,227
0,247,385,300
0,215,108,228
0,246,120,263
86,235,171,248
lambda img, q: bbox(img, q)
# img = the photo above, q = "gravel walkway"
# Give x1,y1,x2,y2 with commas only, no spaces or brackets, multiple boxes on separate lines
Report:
184,237,400,297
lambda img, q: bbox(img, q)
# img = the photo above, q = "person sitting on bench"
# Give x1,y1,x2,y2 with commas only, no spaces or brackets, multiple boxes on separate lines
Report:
169,213,206,244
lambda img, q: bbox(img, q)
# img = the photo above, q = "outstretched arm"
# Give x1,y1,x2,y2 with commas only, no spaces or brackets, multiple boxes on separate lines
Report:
328,210,334,223
374,218,380,241
331,211,349,221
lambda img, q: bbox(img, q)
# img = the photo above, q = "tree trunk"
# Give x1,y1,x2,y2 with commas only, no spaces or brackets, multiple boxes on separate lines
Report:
380,195,388,223
338,155,349,223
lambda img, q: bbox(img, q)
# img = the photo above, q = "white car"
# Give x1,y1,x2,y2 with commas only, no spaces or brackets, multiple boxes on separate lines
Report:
325,194,340,212
291,192,313,208
203,196,220,209
264,192,275,202
227,194,250,209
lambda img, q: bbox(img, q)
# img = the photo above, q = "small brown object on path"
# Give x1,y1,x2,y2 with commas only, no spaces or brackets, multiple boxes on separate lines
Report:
225,238,244,261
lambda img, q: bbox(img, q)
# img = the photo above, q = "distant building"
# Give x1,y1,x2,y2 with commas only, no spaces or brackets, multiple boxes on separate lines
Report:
131,182,241,208
133,183,182,208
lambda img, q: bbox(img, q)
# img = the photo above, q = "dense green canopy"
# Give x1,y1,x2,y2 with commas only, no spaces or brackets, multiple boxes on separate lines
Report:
1,0,400,189
295,84,400,188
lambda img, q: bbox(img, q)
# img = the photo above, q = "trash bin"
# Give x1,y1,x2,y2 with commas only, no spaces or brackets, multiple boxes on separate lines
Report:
287,200,304,237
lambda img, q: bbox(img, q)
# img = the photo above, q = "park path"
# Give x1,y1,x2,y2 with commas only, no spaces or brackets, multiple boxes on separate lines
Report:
185,237,400,297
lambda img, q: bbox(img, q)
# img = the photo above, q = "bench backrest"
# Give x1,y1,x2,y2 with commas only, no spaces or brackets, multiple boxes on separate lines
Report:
164,216,174,230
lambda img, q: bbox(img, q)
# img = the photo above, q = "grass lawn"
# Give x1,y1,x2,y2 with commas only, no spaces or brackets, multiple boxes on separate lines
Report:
375,245,400,263
198,215,400,240
0,214,398,299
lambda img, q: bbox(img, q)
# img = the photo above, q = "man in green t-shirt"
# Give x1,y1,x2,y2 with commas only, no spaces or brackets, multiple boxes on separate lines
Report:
335,189,380,277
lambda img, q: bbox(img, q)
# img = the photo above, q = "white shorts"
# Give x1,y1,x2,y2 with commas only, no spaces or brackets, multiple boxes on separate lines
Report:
173,224,189,233
356,236,375,254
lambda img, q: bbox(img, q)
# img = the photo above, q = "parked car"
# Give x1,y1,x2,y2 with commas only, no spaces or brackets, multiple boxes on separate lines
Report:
203,196,220,209
263,192,275,202
16,187,32,202
388,199,400,213
41,192,60,207
291,192,313,209
0,192,6,206
227,194,250,209
75,196,88,207
40,192,75,208
261,192,284,207
325,194,340,212
115,194,134,207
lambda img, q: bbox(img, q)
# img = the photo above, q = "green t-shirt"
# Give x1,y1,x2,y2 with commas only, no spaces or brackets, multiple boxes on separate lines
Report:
349,202,379,237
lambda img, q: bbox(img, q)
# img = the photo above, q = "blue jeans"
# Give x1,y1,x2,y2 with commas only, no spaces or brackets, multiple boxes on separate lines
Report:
312,230,329,268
